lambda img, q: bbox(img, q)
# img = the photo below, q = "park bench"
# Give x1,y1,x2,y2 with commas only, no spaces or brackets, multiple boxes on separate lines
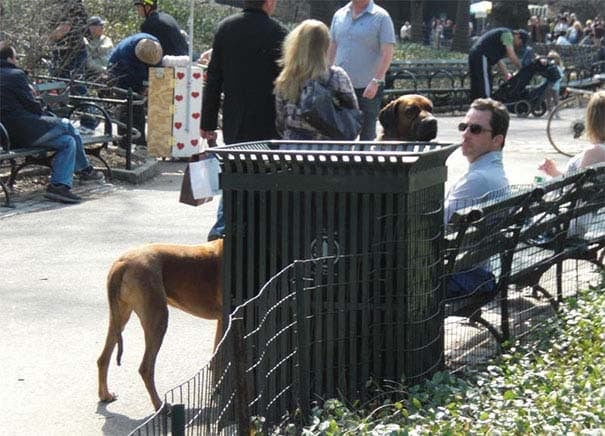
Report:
443,185,541,343
443,165,605,344
0,77,146,207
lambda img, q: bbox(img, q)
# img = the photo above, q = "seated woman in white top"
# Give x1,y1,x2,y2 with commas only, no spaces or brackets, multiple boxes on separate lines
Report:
539,90,605,177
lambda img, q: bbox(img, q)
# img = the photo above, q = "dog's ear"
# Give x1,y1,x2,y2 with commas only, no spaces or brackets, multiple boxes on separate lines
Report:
379,100,398,129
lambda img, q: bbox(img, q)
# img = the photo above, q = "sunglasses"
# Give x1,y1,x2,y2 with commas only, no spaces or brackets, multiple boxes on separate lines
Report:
458,122,493,135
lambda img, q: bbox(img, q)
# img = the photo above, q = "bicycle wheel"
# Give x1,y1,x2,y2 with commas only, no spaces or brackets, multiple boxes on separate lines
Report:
546,93,591,157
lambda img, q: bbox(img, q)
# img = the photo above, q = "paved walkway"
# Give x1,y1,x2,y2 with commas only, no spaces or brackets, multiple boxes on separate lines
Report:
0,114,568,435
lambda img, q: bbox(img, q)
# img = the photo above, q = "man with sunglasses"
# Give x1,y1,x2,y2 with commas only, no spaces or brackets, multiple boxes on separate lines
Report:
444,98,511,298
444,98,510,223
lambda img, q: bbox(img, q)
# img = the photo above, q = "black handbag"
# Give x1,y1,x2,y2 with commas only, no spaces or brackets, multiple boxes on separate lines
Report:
300,69,362,140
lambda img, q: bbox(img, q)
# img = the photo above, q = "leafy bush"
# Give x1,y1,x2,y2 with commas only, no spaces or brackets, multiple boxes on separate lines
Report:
394,42,466,61
286,287,605,434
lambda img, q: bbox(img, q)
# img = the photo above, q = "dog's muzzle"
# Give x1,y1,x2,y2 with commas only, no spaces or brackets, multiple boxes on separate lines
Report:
415,115,438,141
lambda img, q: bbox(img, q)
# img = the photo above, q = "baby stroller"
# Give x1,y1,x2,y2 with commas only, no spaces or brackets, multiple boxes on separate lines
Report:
492,57,561,117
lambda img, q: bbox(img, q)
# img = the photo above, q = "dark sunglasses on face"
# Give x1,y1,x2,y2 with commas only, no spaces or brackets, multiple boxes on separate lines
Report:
458,122,493,135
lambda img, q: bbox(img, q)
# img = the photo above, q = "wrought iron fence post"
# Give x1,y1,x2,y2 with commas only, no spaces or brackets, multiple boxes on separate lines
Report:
171,404,185,436
232,317,250,434
293,260,310,420
126,88,133,170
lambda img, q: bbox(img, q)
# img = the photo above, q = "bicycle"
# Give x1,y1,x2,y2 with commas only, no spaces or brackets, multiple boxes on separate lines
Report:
546,87,594,157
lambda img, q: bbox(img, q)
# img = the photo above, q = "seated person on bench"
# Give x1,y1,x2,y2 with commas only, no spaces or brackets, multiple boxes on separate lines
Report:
539,91,605,178
0,44,103,204
444,98,511,298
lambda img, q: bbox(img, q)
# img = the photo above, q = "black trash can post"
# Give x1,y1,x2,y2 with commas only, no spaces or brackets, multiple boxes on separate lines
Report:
212,140,457,419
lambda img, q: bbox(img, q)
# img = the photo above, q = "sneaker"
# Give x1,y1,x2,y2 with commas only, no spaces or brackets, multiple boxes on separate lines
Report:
44,184,82,204
78,126,96,136
78,166,105,183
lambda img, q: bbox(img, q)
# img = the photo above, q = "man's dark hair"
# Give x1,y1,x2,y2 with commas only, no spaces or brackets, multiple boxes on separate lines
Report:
470,98,510,146
0,44,15,61
243,0,266,10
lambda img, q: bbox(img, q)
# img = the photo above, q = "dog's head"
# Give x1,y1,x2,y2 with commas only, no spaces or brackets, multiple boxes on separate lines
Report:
378,94,438,141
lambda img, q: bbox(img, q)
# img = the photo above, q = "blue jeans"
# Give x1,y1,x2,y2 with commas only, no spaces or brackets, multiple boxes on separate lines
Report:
32,119,90,187
355,87,384,141
207,197,224,240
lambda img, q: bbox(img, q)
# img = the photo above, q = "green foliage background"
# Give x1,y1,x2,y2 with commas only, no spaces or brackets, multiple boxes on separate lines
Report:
0,0,238,73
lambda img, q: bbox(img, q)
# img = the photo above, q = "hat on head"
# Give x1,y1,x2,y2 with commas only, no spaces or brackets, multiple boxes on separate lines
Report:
87,16,106,26
135,38,163,65
514,29,529,45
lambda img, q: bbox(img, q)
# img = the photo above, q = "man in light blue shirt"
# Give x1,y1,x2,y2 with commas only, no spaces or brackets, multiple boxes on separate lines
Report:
444,98,511,298
328,0,395,141
444,98,510,223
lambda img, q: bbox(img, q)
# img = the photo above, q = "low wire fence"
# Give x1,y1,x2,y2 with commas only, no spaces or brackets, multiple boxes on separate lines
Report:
130,255,602,436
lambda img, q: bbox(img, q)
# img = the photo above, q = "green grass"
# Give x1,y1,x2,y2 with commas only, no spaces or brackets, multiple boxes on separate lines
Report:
272,286,605,435
393,43,467,62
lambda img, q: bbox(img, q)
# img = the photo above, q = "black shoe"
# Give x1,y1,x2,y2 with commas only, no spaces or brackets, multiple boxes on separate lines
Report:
207,234,224,242
78,166,105,183
44,184,82,204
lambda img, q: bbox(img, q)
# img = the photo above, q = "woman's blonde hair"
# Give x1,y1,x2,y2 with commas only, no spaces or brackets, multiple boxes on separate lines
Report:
586,90,605,144
274,19,330,101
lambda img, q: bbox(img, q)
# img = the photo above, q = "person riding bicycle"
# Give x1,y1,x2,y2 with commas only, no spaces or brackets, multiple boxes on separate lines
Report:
133,0,188,56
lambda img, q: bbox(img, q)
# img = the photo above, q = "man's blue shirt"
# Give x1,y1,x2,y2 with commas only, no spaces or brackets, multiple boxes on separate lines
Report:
329,1,395,88
444,151,510,223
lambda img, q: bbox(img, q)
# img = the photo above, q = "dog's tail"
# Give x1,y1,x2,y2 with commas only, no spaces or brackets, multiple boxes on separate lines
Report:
107,262,126,366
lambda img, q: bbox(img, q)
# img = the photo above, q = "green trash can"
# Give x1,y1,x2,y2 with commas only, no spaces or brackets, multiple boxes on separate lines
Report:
211,140,457,420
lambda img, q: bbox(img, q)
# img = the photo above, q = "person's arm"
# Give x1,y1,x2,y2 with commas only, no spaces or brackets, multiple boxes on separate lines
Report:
49,22,71,42
362,43,394,99
200,37,222,142
505,44,522,70
538,158,563,177
14,71,43,115
327,41,337,66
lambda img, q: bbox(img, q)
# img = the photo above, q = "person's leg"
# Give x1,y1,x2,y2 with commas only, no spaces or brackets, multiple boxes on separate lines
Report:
469,54,488,101
32,120,76,187
207,197,225,241
65,122,93,173
355,87,384,141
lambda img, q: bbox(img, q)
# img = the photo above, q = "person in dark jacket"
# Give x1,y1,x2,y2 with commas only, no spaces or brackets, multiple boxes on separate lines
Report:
468,28,527,100
0,45,103,203
134,0,188,56
200,0,287,241
107,33,163,147
47,0,88,82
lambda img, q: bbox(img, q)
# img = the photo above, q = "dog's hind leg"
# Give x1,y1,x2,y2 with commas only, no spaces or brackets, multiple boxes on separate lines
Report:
98,262,134,404
97,287,133,404
136,291,169,411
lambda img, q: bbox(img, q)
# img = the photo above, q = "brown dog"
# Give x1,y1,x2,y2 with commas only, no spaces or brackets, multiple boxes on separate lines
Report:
378,94,438,141
97,239,223,411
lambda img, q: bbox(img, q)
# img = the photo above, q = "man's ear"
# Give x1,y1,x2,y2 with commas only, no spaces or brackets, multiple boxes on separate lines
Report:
492,133,505,150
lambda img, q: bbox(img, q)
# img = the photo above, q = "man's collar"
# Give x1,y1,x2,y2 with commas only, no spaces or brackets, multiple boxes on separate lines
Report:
348,1,376,18
469,150,503,167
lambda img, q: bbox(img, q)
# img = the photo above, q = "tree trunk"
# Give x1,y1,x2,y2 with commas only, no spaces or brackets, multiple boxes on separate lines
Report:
490,0,529,30
410,0,424,44
451,0,469,53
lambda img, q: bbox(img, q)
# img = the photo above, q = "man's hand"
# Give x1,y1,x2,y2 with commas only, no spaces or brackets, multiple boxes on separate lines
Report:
363,81,379,99
201,129,217,142
504,72,513,81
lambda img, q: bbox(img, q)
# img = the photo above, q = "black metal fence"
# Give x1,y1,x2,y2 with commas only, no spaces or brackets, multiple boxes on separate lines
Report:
129,247,603,436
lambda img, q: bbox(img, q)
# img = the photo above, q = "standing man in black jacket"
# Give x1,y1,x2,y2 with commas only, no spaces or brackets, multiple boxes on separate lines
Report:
134,0,188,56
201,0,288,241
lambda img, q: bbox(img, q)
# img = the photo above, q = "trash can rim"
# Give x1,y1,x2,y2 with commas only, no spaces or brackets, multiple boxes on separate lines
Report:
208,140,460,158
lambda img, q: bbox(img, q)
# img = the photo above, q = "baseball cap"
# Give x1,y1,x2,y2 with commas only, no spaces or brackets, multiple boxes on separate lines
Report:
87,16,106,26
